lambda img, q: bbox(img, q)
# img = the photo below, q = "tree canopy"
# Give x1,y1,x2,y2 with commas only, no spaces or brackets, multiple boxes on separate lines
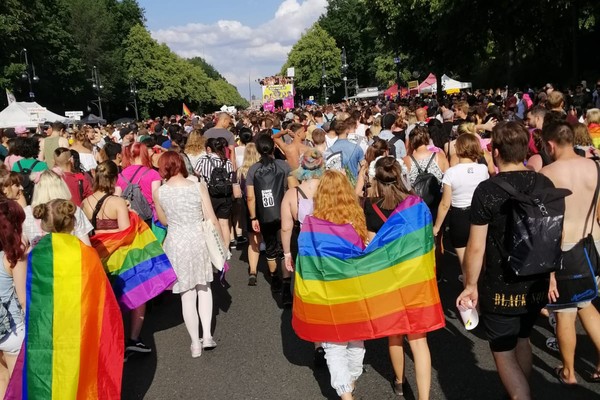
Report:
0,0,247,119
280,23,342,100
291,0,600,93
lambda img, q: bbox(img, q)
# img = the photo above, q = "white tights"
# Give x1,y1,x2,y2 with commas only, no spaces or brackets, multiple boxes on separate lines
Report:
180,284,213,345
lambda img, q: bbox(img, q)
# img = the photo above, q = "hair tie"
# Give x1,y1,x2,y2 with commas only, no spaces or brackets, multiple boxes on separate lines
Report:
375,177,397,185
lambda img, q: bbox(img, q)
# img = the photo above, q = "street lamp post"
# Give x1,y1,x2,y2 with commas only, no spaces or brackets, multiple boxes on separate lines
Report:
321,61,327,105
342,46,349,101
129,79,139,121
91,66,104,119
20,48,40,100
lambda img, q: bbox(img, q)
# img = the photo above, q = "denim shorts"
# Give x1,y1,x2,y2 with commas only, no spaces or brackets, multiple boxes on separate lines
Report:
0,322,25,356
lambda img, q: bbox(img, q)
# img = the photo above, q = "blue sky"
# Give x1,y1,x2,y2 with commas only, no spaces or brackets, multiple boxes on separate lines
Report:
140,0,327,101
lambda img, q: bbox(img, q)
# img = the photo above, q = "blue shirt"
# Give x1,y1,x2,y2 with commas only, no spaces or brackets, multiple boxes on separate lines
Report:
378,130,407,159
324,139,364,178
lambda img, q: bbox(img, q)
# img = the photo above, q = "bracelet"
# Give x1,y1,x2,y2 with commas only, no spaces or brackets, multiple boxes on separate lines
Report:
284,253,292,258
250,217,257,221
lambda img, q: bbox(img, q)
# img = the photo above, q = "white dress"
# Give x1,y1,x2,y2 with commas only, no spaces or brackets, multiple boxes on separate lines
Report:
158,183,212,293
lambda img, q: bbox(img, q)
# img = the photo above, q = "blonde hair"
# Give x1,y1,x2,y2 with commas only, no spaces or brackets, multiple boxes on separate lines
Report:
458,122,477,136
31,170,72,207
313,170,368,244
185,130,206,155
587,108,600,125
237,143,260,181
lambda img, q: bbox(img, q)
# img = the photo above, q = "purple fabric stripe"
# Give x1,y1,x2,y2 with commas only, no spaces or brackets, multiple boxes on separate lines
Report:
118,269,177,310
389,195,422,217
4,343,25,399
302,217,364,249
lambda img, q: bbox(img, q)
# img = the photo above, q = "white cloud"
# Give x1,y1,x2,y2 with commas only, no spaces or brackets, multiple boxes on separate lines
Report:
151,0,327,100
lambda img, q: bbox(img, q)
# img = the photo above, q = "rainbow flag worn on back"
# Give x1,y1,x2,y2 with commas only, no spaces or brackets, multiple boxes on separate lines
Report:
6,233,124,400
292,195,445,343
91,212,176,310
182,102,191,117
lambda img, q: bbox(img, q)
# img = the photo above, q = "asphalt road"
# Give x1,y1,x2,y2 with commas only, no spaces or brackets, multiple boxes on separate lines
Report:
122,247,600,400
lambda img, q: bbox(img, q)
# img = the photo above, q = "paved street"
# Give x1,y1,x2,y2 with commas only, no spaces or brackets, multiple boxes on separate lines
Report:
123,249,600,400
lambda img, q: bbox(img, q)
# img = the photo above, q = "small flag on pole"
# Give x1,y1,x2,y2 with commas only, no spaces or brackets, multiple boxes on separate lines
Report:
182,103,191,117
6,89,16,105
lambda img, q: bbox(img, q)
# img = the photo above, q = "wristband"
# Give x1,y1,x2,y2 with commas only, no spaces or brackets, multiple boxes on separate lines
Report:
250,217,257,221
284,253,292,258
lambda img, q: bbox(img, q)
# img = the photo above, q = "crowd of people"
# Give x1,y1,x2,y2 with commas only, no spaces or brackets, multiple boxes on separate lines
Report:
0,80,600,399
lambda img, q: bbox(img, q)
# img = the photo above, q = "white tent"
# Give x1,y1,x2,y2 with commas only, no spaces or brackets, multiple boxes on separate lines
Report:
348,87,382,100
0,101,69,129
441,74,472,91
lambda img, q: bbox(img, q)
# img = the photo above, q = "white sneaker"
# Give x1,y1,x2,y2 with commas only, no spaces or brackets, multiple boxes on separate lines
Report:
202,337,217,350
191,343,202,358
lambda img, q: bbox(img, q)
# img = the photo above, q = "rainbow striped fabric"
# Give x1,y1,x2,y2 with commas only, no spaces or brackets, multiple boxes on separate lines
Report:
292,195,445,342
91,212,176,310
6,233,124,400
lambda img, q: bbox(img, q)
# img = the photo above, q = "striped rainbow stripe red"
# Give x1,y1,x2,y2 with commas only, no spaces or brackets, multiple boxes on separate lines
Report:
6,233,124,400
91,212,176,310
292,195,445,342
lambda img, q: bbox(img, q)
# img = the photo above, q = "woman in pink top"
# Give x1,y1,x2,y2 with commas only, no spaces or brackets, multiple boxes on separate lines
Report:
115,143,162,226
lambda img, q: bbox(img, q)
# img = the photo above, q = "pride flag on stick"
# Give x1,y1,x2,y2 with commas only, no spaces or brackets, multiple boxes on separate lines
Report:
292,196,445,343
6,233,124,399
182,103,191,117
91,212,177,310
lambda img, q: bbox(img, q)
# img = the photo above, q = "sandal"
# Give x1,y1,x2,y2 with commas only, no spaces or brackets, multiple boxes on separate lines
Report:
554,367,576,386
589,370,600,383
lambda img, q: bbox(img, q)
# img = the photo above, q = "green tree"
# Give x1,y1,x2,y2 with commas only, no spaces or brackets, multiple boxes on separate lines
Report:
281,23,341,98
188,57,226,81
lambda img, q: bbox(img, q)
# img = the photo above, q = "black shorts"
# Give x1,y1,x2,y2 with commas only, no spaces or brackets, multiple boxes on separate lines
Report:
211,196,233,219
482,311,539,352
448,206,471,248
259,221,282,261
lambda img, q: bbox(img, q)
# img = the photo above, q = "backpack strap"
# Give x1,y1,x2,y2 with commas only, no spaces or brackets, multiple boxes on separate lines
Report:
490,176,539,206
372,200,388,223
409,155,424,174
121,165,146,186
296,186,308,199
77,176,84,201
583,162,600,236
15,160,24,172
423,153,436,173
91,193,112,229
30,160,40,171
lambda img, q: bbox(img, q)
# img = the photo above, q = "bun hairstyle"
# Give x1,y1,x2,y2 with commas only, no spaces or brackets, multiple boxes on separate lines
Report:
33,199,77,234
374,157,410,210
94,161,119,194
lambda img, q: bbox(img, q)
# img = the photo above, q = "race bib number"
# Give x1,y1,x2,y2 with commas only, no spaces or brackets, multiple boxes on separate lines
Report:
261,189,274,208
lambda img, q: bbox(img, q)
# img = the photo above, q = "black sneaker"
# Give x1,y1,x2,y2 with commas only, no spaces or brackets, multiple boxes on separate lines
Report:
236,236,248,245
271,275,282,293
282,283,292,307
248,274,257,286
229,239,237,250
126,338,152,353
313,346,326,368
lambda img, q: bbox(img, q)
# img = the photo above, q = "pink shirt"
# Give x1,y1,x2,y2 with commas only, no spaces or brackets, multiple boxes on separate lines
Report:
116,165,161,213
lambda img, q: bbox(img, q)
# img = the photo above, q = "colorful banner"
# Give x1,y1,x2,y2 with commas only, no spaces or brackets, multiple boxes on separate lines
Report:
262,84,294,111
292,196,445,343
6,233,124,400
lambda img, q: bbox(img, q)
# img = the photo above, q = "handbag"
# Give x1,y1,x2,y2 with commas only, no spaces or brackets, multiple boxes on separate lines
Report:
202,219,230,271
552,162,600,307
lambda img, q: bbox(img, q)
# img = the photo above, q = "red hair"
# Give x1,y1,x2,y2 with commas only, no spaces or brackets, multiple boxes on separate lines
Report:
121,142,153,169
158,151,188,180
0,198,26,267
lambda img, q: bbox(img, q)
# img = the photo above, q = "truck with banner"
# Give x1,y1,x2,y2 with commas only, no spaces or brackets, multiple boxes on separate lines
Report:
259,76,294,111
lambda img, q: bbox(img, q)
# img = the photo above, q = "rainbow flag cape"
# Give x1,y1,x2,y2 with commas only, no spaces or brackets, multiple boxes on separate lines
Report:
91,212,176,310
182,102,191,117
6,233,124,400
292,195,445,342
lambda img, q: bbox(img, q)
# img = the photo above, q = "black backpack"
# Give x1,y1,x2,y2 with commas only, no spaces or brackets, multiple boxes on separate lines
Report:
492,176,571,276
15,160,40,205
410,154,442,209
253,160,286,224
206,158,233,198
